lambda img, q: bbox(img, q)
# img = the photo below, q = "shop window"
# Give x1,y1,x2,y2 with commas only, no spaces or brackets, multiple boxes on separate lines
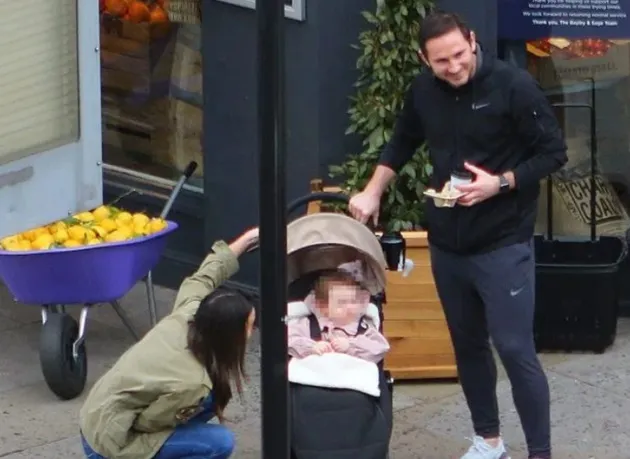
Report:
99,0,203,188
215,0,306,22
0,1,102,238
526,37,630,239
0,1,79,165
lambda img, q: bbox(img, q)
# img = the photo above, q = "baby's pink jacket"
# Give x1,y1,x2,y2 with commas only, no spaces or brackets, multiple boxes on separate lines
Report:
288,314,390,363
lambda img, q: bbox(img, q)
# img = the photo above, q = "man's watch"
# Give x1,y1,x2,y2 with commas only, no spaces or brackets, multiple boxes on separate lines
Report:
498,174,510,194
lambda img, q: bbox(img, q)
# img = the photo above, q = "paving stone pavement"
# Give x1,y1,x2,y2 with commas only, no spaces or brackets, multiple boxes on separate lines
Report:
1,281,629,458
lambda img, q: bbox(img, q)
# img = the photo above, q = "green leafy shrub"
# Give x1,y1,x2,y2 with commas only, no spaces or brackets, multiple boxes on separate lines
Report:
329,0,434,232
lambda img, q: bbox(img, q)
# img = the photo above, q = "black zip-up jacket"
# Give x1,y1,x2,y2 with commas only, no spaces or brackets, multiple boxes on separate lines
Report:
379,51,568,254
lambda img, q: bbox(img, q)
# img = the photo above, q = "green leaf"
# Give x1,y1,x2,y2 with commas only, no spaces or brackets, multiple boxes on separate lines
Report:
329,165,344,176
401,164,416,179
361,11,378,24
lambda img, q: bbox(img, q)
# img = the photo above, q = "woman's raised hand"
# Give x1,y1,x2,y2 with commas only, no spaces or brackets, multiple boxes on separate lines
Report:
229,227,259,256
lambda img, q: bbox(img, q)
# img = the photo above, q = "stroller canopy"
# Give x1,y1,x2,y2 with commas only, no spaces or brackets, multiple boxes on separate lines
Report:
287,213,387,295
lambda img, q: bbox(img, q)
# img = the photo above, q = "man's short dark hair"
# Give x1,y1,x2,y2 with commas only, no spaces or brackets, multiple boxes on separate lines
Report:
418,11,472,54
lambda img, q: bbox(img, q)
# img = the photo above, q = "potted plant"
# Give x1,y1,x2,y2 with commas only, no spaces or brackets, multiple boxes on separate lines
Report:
320,0,458,381
329,0,433,232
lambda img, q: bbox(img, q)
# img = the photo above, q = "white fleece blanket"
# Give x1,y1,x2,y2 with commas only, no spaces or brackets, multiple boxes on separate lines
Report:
288,353,381,397
286,301,382,397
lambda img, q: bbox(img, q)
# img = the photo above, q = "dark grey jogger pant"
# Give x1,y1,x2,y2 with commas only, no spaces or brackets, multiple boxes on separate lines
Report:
430,241,551,458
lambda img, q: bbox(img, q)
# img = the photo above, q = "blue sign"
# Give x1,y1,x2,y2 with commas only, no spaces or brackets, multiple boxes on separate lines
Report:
498,0,630,39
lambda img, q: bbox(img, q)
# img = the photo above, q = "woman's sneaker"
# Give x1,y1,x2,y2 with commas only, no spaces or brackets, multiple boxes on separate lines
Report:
461,436,511,459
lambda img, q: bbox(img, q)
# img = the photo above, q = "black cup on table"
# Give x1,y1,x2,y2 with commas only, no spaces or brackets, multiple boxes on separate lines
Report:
379,232,406,271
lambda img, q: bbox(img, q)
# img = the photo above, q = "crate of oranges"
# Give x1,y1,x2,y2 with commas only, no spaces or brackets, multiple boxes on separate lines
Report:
99,0,174,97
100,1,176,172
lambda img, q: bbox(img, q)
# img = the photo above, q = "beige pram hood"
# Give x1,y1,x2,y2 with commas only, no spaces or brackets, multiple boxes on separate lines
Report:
287,213,387,295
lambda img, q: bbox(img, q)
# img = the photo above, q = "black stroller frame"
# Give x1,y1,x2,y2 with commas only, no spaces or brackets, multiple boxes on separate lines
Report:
286,192,395,459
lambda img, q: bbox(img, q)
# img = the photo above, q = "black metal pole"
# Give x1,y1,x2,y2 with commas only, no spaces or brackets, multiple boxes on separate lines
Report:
257,0,289,458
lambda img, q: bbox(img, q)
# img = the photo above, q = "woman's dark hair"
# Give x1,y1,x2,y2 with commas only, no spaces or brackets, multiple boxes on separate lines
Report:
418,11,472,54
188,286,253,419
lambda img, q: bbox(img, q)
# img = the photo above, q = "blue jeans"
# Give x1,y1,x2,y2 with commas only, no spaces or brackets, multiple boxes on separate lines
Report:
82,394,234,459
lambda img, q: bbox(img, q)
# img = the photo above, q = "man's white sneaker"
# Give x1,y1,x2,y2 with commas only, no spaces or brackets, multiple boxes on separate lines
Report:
461,436,511,459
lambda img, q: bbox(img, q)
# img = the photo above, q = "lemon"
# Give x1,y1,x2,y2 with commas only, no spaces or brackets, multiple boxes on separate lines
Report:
4,239,30,251
1,235,20,249
53,229,69,244
91,225,107,238
116,212,133,224
68,225,88,242
133,221,149,236
63,239,82,248
22,227,48,241
32,234,55,250
84,229,97,242
20,230,37,241
117,225,133,239
2,240,20,251
100,218,118,233
74,212,95,223
148,218,167,234
105,230,129,243
48,221,67,234
132,213,150,226
91,205,110,222
18,240,32,251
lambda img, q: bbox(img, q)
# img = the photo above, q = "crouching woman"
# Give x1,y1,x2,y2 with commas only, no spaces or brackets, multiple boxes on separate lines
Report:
79,227,259,459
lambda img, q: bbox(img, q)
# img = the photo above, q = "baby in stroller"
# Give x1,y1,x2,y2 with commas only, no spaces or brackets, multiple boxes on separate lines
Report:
285,212,394,459
288,264,390,364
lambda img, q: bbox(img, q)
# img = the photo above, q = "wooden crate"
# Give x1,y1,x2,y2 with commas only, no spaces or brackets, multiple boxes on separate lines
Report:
382,232,457,380
101,94,172,168
99,15,178,173
307,180,458,380
157,28,203,178
152,98,203,178
100,16,175,96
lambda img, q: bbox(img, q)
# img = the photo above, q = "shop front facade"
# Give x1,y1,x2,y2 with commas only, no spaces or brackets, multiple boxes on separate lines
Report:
98,0,498,293
98,0,630,310
498,0,630,313
99,0,377,292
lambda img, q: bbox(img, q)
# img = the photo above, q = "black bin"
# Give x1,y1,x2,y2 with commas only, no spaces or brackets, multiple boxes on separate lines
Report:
534,236,627,353
534,100,628,353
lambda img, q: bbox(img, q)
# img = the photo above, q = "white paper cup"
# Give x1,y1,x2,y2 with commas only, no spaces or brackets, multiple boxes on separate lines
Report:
450,173,472,190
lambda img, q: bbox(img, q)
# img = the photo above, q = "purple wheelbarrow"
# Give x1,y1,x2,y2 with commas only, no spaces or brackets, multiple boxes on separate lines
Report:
0,162,197,401
0,223,177,400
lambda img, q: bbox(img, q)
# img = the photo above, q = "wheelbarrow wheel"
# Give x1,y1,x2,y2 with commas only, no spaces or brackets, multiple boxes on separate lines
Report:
39,312,87,400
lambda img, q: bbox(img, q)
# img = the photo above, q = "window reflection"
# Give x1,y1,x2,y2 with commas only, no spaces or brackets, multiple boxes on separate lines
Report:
99,0,203,188
527,38,630,238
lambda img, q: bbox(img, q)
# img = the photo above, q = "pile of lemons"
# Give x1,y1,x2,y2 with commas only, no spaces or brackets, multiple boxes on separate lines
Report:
0,205,168,252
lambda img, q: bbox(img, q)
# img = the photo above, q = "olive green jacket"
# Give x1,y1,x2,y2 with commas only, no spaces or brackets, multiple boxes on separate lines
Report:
79,241,239,459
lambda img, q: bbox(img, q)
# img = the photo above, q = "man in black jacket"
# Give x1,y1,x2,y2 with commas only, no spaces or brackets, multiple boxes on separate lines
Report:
349,11,567,459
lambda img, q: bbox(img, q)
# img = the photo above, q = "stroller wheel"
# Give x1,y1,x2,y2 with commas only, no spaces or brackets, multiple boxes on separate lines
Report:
39,312,87,400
